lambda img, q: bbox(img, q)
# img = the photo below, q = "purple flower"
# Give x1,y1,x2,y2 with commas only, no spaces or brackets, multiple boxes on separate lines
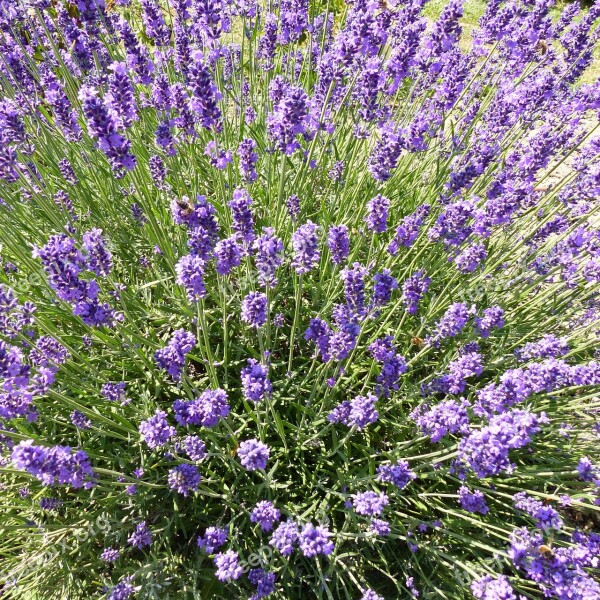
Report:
131,203,146,226
278,0,309,43
79,86,136,177
454,242,487,273
241,359,272,403
513,492,563,531
183,435,206,461
11,440,94,488
298,523,334,557
369,519,391,536
429,200,474,246
305,318,333,361
377,461,416,489
192,0,229,42
388,205,430,253
198,526,228,553
428,303,472,343
128,521,152,549
149,155,167,188
577,457,598,483
365,195,390,233
41,72,82,141
253,228,284,286
292,221,320,274
205,141,232,169
458,410,549,478
328,393,379,429
268,519,299,556
155,121,176,156
352,491,389,516
248,569,276,600
154,329,196,380
471,575,516,600
108,576,135,600
410,399,470,442
214,550,243,581
214,238,242,275
237,138,258,182
139,410,176,450
106,62,138,129
100,547,120,563
428,352,484,395
30,337,69,367
228,188,255,246
286,194,300,220
327,225,350,264
117,17,154,83
368,124,404,181
508,527,600,598
71,410,91,430
517,334,569,361
141,0,171,46
33,234,87,302
168,463,201,496
251,501,281,532
187,51,222,131
267,80,311,155
176,254,207,300
458,486,489,515
173,388,230,428
361,591,384,600
59,159,78,185
402,271,430,314
474,369,529,417
369,337,408,397
241,292,268,328
341,262,368,318
238,438,270,471
258,13,278,70
372,269,398,308
101,381,129,404
474,306,504,338
39,497,63,510
328,161,345,183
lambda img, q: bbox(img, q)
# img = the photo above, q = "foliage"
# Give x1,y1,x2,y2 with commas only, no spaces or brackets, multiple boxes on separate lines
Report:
0,0,599,599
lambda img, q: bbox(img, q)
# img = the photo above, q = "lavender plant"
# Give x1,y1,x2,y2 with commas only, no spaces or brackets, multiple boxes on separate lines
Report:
0,0,599,598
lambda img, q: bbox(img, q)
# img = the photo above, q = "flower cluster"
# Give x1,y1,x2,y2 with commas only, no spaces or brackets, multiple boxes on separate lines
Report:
1,0,599,598
11,440,94,488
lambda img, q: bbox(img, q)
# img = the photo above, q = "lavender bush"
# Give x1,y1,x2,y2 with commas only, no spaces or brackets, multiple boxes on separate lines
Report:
0,0,599,598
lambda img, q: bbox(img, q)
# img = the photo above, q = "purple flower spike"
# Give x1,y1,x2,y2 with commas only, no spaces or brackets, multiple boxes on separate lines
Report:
154,329,196,380
251,500,281,531
168,463,201,496
241,292,268,328
365,195,390,233
241,359,272,403
292,221,320,274
238,438,270,471
214,550,243,581
298,523,334,557
139,410,176,450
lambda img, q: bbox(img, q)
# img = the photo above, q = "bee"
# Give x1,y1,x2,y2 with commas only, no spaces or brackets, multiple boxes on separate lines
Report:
538,544,555,560
536,40,549,56
176,197,195,217
379,0,400,11
534,185,550,193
